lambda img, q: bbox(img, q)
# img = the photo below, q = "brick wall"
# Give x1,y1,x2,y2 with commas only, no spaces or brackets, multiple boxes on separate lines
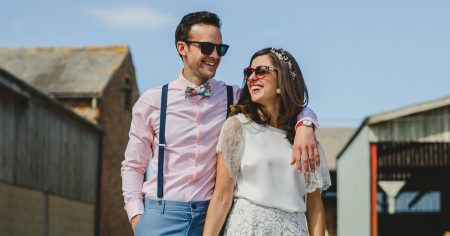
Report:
98,54,139,236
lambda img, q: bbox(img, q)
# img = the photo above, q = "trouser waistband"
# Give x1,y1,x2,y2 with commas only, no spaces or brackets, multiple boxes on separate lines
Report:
144,198,209,214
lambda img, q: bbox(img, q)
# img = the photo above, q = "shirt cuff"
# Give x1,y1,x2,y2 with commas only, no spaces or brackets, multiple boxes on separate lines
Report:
295,118,319,130
296,107,319,128
124,198,145,222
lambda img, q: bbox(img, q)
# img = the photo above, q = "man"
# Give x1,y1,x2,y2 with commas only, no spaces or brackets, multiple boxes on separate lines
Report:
121,11,320,236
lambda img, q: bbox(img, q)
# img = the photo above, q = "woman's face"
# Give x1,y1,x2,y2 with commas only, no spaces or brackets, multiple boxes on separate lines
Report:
246,54,279,107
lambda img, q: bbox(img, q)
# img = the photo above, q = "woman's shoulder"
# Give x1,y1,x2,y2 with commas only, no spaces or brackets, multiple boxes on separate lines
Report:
226,113,256,128
234,113,250,122
223,114,246,130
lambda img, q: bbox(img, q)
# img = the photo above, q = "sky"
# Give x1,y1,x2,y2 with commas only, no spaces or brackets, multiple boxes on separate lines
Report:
2,0,449,127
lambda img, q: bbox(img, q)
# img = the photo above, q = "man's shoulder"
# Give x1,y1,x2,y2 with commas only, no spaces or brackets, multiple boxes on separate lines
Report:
211,79,236,87
138,85,165,105
210,79,240,93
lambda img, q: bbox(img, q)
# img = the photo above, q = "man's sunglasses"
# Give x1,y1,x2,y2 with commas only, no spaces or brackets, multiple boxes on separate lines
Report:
243,66,278,81
185,41,229,57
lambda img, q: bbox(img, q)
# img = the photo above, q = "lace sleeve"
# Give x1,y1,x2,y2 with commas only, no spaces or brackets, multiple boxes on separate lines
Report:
305,143,332,193
216,116,245,180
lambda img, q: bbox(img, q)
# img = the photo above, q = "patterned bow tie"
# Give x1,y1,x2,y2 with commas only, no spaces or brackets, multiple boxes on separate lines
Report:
185,82,212,99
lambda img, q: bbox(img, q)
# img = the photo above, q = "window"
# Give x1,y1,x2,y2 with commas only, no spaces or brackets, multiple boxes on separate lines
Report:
122,76,132,110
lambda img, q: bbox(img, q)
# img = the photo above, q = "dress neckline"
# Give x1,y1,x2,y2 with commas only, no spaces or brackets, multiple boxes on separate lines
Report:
236,113,286,134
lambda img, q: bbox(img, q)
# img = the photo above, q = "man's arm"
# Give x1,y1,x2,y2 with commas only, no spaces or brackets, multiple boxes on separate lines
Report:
291,107,320,173
121,95,155,228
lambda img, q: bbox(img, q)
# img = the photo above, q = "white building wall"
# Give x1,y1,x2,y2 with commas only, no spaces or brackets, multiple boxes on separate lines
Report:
337,126,371,236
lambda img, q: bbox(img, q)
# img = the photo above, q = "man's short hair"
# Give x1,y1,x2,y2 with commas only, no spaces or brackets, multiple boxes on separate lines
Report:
175,11,222,46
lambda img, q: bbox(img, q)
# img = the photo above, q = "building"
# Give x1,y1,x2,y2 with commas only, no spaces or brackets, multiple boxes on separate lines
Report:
0,46,140,236
317,127,356,236
337,96,450,236
0,68,102,236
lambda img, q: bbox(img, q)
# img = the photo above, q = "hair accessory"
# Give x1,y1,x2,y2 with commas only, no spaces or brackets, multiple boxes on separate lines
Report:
270,48,297,80
229,105,236,113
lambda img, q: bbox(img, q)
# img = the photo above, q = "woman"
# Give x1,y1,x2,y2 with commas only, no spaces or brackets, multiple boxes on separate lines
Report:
202,48,331,236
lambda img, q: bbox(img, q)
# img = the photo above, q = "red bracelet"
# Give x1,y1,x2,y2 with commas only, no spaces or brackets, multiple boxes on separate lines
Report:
295,121,316,130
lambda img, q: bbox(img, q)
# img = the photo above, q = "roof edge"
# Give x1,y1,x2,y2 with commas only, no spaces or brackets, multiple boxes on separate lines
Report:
336,95,450,160
368,96,450,125
99,47,133,95
336,117,369,160
0,45,129,52
51,92,100,98
0,67,103,133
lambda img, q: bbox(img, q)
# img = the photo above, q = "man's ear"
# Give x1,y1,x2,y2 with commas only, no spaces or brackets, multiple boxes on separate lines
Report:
177,41,188,56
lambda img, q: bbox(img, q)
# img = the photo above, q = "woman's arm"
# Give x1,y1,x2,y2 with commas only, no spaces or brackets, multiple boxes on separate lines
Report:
203,153,236,236
306,189,325,236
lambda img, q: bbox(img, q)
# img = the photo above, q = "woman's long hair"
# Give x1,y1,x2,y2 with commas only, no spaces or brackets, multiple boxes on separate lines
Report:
234,48,309,144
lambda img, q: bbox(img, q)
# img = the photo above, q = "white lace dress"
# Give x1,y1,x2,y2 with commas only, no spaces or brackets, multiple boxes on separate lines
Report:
216,114,331,236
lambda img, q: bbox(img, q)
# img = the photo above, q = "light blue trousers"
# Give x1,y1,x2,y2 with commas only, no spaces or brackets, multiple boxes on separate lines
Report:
134,198,209,236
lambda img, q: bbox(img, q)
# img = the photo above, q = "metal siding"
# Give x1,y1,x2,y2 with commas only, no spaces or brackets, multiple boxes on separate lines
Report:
370,108,450,142
0,74,100,203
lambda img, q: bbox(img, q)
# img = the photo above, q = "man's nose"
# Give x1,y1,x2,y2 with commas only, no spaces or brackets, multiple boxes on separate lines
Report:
209,46,220,58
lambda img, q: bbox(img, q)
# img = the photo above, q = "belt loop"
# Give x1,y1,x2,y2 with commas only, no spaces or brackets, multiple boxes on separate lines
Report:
159,199,165,215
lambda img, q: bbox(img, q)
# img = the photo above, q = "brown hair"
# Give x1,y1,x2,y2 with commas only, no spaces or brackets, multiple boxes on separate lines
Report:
234,48,309,144
175,11,221,57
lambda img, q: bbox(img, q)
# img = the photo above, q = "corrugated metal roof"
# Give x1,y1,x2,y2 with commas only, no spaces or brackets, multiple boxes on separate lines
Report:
0,46,129,96
337,95,450,159
317,128,356,170
367,96,450,125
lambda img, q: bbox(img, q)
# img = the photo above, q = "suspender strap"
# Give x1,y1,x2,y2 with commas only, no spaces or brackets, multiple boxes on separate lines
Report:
226,85,233,118
157,84,169,198
157,84,230,198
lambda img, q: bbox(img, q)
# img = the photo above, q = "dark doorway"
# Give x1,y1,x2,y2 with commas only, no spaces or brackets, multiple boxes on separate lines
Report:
376,142,450,236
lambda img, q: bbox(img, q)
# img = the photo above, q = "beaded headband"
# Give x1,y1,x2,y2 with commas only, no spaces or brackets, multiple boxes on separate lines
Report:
270,48,296,80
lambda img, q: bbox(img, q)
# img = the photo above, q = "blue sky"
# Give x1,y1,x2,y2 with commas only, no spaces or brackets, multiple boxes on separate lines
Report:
2,0,449,127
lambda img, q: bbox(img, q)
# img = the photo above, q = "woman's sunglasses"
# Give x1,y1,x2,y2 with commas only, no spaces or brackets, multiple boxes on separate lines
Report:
243,66,278,81
185,41,229,57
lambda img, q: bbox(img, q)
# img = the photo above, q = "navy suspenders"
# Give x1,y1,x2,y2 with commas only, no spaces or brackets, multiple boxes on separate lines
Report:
156,84,169,198
226,85,233,118
153,84,234,199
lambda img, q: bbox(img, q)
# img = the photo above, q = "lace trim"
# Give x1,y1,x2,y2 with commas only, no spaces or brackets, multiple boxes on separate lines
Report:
305,143,332,193
216,116,245,180
305,170,332,193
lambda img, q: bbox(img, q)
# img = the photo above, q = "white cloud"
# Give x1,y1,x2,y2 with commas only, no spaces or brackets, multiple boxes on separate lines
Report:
86,5,176,30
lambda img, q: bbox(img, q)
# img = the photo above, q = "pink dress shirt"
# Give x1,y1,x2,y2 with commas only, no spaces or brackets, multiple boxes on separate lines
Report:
121,73,318,221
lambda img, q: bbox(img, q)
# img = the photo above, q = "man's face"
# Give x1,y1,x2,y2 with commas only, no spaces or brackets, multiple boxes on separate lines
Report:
178,24,223,83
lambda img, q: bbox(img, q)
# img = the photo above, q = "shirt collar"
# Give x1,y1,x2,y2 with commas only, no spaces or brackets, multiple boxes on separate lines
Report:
171,70,217,90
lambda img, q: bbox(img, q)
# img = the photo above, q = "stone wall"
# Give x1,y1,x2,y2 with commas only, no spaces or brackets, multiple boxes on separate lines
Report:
0,182,94,236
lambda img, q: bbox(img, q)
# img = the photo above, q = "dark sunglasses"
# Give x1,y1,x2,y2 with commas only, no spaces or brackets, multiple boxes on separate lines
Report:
243,65,278,81
185,41,229,57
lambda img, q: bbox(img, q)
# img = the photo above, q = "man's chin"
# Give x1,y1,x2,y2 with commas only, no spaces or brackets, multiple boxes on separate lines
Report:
202,71,216,80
